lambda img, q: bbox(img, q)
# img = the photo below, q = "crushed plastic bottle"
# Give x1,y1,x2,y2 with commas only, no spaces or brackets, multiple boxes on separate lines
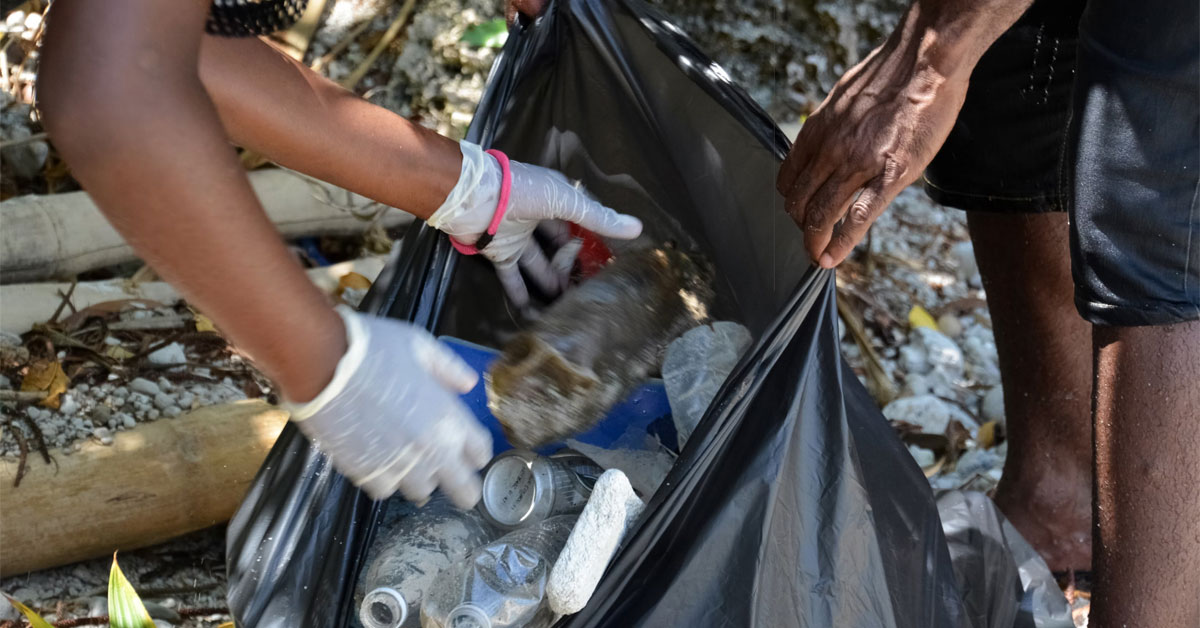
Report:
420,515,578,628
478,450,599,530
356,493,497,628
662,321,752,447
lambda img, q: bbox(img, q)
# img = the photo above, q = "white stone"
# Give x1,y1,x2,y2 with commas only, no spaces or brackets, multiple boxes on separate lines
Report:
147,409,161,420
915,327,963,375
123,414,137,429
936,312,963,338
157,377,175,392
5,11,26,32
981,385,1005,425
176,392,195,409
883,394,977,435
103,336,122,346
153,392,176,410
951,241,978,280
907,445,936,468
954,447,1004,478
164,406,182,418
0,374,11,389
59,394,79,416
93,427,114,446
147,342,187,365
129,377,160,396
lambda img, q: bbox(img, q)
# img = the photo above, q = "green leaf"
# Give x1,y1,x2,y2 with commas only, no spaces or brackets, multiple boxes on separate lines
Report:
108,554,155,628
461,18,508,48
4,595,54,628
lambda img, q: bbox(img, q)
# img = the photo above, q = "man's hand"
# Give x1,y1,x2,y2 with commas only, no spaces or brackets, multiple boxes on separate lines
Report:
506,0,547,24
776,0,1034,268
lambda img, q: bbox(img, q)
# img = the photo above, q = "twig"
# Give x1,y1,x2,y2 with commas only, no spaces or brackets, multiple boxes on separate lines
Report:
19,413,52,465
108,314,193,331
0,131,48,149
836,291,898,405
49,279,78,324
7,419,30,487
340,0,419,90
310,5,388,72
271,0,327,61
0,390,48,402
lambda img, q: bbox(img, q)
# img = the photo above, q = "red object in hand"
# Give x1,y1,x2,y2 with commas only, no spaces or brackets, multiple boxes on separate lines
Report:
569,223,614,279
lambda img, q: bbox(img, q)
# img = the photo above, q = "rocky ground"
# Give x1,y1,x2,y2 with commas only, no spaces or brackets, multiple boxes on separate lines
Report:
1,0,1085,626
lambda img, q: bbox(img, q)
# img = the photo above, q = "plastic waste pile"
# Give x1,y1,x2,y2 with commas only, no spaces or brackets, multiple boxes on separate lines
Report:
357,444,665,628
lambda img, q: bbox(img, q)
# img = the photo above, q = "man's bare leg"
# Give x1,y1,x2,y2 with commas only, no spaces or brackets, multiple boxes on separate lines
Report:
968,211,1093,571
1090,320,1200,627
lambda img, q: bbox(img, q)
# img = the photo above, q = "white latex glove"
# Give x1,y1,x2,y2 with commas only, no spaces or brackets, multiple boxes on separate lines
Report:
428,142,643,307
284,306,493,506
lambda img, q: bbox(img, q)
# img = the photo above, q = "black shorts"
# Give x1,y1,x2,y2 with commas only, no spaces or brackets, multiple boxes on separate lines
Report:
923,0,1200,327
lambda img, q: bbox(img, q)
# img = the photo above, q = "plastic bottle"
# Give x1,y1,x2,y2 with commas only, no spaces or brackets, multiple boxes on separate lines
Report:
356,494,497,628
478,450,599,530
662,321,752,447
420,515,578,628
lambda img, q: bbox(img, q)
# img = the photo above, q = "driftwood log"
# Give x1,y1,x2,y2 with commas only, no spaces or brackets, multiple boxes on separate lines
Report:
0,400,289,577
1,168,411,283
0,255,387,334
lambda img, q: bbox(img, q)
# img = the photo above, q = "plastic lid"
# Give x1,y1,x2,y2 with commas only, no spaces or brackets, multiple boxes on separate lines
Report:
447,603,491,628
481,455,537,527
360,587,408,628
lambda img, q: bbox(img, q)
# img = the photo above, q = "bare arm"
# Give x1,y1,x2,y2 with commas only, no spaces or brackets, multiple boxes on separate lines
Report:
197,35,463,218
37,0,361,401
776,0,1034,267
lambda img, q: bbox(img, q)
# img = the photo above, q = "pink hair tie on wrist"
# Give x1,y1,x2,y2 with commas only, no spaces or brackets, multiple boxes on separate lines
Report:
450,149,512,256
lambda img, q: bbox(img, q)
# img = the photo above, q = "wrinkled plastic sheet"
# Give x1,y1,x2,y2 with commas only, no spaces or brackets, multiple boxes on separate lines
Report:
223,1,1048,626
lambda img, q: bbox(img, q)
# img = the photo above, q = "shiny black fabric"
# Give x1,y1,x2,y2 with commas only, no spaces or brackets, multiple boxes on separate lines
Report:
1066,0,1200,326
225,1,970,625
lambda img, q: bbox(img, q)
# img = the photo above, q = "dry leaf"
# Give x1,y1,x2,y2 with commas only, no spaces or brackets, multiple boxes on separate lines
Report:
977,421,998,449
188,307,218,333
21,359,68,408
106,345,135,361
907,305,939,331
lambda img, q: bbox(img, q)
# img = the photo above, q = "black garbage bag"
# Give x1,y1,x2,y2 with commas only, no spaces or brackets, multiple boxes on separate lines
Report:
225,0,970,625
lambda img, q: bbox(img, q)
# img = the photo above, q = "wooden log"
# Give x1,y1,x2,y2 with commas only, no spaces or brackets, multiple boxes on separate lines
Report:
0,400,289,577
0,168,412,283
0,255,388,334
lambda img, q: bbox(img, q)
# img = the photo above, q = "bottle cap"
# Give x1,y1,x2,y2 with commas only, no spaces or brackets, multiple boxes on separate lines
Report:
447,603,492,628
360,587,408,628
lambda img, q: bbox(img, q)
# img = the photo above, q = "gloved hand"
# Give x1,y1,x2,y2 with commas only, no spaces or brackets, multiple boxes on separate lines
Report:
428,142,643,308
284,306,493,507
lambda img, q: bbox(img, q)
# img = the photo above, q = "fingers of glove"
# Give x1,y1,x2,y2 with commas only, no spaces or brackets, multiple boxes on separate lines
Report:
518,243,566,296
800,171,869,265
537,219,572,249
549,237,583,291
818,177,894,267
511,163,642,240
559,197,642,241
436,460,484,509
462,423,493,470
411,332,479,394
495,262,531,309
391,466,439,505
